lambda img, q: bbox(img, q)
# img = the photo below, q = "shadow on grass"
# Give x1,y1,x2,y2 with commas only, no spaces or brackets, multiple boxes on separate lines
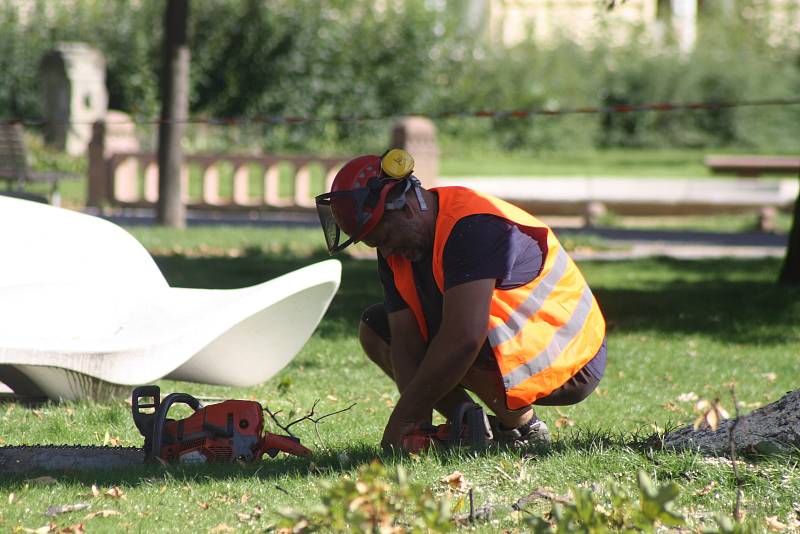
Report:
0,445,384,488
1,426,788,487
153,252,799,345
594,257,800,345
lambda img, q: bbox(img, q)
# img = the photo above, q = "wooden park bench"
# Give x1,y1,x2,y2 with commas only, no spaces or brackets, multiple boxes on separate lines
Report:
0,123,80,205
704,155,800,177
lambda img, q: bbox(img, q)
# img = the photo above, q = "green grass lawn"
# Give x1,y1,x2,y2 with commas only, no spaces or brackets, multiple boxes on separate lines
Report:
1,227,798,533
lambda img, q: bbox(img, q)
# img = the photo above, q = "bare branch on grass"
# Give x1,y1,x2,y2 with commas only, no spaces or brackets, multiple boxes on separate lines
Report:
263,400,357,451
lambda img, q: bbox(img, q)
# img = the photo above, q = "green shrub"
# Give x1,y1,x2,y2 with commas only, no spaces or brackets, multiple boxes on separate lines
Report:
278,461,452,533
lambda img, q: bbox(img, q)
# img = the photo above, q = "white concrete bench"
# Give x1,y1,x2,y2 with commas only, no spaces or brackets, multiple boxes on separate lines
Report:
0,196,341,400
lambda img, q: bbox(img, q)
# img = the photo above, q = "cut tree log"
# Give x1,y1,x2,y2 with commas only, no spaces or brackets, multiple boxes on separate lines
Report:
663,390,800,454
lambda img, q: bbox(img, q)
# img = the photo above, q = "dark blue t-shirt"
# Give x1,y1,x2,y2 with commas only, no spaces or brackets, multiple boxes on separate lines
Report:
378,213,606,380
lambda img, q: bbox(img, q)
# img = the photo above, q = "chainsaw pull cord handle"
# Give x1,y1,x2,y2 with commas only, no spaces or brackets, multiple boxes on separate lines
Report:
149,393,202,461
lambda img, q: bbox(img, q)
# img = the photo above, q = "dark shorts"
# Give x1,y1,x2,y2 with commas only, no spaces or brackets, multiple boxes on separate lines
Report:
361,303,605,407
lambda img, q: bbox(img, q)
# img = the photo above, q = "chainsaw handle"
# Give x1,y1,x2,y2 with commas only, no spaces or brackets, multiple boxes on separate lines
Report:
131,385,161,438
260,433,312,458
448,402,474,446
149,393,202,461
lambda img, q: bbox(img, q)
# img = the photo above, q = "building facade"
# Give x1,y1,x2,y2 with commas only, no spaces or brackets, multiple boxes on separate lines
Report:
466,0,800,50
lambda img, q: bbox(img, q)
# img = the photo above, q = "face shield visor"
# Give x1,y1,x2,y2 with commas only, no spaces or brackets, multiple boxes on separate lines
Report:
315,176,412,254
315,149,426,254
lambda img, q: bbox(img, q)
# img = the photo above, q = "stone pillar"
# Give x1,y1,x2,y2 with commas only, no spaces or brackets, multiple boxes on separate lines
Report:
87,111,140,207
40,43,108,156
391,116,438,188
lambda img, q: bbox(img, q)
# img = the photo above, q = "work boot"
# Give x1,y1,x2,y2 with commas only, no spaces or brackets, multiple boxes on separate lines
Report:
488,414,551,447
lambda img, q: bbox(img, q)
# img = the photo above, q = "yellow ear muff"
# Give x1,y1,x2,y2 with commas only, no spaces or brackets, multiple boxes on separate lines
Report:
381,148,415,179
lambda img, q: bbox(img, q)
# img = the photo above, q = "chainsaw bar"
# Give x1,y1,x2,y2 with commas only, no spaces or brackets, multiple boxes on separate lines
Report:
0,445,145,474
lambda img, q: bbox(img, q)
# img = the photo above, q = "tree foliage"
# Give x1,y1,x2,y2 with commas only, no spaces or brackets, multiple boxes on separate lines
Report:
1,0,798,154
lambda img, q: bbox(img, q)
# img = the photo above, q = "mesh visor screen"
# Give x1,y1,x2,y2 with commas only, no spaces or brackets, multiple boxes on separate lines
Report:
316,201,341,253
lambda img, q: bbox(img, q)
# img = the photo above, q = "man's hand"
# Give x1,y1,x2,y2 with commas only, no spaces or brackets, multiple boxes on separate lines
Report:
380,412,420,451
381,278,496,451
389,278,496,424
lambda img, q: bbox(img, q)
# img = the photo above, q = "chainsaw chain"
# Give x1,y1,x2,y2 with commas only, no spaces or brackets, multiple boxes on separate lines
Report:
0,444,146,474
0,445,142,451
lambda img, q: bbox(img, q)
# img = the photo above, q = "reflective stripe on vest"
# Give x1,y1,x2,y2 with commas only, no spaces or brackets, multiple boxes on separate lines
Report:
488,247,569,348
502,283,594,389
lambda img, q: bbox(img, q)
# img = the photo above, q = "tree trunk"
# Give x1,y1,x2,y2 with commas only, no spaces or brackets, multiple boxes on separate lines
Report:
157,0,189,228
664,390,800,454
778,173,800,285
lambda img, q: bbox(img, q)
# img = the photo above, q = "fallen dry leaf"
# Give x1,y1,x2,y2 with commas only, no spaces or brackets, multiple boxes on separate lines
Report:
61,523,86,533
765,516,787,532
554,408,576,428
252,505,263,518
25,476,57,486
236,512,251,522
45,503,90,517
198,502,210,510
84,510,121,519
326,394,338,401
102,431,122,447
762,372,778,382
8,492,15,504
693,399,729,431
104,486,126,499
694,481,716,496
90,484,100,497
676,392,698,402
209,523,235,533
554,416,575,428
661,401,685,413
25,523,57,534
440,471,469,492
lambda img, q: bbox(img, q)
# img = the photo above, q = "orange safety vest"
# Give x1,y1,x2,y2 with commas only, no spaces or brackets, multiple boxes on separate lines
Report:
386,187,606,409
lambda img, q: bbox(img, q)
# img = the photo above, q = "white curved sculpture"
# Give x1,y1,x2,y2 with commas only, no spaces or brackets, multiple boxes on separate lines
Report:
0,196,341,400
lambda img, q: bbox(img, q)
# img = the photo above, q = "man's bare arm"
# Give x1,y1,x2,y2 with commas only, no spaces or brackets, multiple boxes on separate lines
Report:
382,278,495,446
387,308,427,393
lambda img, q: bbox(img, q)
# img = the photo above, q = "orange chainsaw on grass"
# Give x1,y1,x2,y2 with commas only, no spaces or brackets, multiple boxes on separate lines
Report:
0,385,311,473
131,385,311,464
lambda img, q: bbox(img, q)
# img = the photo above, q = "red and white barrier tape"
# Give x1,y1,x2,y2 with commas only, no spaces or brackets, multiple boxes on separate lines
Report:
2,97,799,127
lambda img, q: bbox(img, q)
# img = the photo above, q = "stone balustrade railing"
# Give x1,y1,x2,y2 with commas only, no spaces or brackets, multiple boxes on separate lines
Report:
86,114,439,211
94,151,346,209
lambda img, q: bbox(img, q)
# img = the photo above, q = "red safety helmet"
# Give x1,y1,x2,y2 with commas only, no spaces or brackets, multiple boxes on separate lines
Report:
315,149,425,254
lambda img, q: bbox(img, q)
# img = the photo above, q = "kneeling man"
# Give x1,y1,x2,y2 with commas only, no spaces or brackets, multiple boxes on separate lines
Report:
315,150,607,450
